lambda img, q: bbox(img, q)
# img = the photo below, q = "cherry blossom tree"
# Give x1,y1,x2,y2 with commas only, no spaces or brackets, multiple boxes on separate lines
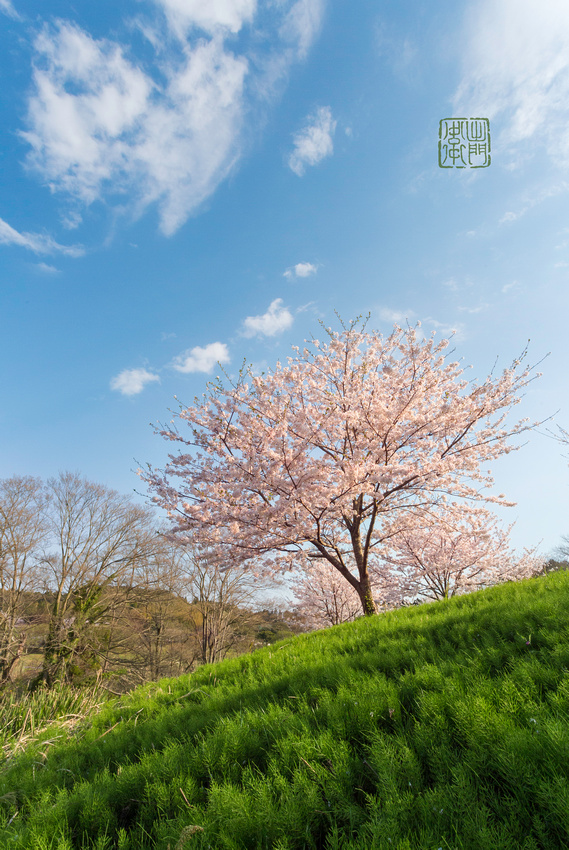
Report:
144,319,540,617
292,561,362,630
378,502,543,602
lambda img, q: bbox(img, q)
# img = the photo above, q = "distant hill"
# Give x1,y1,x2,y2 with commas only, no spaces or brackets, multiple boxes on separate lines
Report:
2,571,569,848
6,587,302,690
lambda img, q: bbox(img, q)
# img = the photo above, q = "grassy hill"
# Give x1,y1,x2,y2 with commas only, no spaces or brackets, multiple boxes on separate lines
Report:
1,571,569,849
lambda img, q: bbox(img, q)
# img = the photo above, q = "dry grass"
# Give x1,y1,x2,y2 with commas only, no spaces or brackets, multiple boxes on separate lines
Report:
0,681,111,762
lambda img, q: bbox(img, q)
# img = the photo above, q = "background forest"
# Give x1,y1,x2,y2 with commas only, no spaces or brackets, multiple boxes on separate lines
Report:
0,472,300,694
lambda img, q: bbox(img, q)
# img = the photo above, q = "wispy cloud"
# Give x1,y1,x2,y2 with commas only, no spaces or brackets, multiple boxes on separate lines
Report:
424,317,464,340
255,0,325,99
378,307,415,324
110,368,160,396
0,216,84,256
34,262,59,274
499,211,521,224
172,342,230,373
279,0,325,61
242,298,294,337
375,19,418,81
502,281,520,293
288,106,336,176
284,261,318,279
0,0,20,20
454,0,569,167
499,181,569,224
20,2,326,236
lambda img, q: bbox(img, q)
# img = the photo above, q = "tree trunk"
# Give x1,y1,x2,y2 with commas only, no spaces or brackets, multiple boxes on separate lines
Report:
357,573,377,616
0,632,26,683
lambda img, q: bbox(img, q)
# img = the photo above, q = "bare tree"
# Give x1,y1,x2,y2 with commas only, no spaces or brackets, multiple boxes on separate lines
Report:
552,536,569,563
116,540,199,684
0,476,49,681
38,472,160,685
546,426,569,568
181,546,262,666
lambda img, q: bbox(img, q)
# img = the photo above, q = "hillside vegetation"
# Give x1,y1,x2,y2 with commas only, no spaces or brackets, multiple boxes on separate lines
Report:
1,572,569,849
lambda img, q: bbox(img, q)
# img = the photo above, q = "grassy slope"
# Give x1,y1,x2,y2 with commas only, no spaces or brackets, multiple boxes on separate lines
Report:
1,572,569,850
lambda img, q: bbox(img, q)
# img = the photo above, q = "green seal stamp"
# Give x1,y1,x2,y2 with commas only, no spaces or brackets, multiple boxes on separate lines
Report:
439,118,491,168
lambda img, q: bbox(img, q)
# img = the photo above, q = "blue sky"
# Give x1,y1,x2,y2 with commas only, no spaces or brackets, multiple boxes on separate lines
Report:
1,0,568,557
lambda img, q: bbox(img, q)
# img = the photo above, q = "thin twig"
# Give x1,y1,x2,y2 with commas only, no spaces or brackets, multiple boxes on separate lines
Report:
179,787,194,809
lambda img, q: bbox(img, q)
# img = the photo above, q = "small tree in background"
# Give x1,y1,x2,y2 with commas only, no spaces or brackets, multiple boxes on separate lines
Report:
144,318,541,617
292,561,362,630
547,529,569,572
182,546,261,666
542,425,569,574
0,476,49,682
379,502,543,602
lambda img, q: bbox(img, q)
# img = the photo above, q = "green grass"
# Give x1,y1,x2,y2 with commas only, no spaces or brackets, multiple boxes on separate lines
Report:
1,572,569,849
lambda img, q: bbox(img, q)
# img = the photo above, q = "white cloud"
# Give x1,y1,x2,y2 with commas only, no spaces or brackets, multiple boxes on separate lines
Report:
242,298,294,337
153,0,256,37
288,106,336,176
110,368,160,396
283,261,317,279
0,0,20,20
23,22,249,236
0,216,84,256
19,4,325,236
23,23,152,204
454,0,569,166
172,342,230,373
